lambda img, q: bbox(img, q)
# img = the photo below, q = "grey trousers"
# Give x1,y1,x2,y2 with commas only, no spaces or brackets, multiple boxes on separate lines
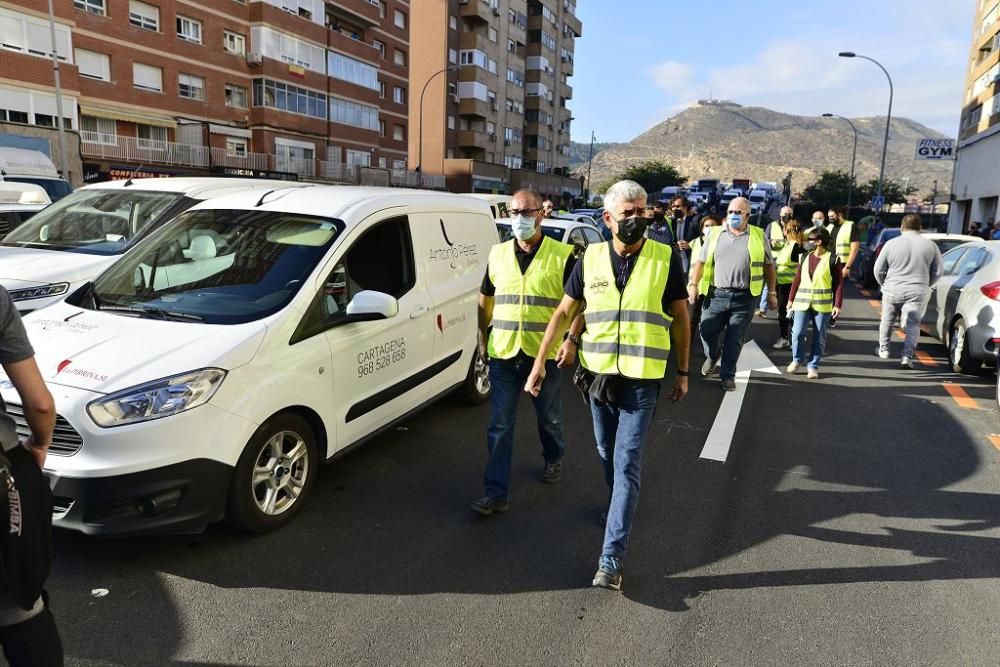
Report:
879,289,930,358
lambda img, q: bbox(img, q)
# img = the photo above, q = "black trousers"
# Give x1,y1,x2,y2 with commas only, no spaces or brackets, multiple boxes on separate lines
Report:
0,608,63,666
777,283,793,339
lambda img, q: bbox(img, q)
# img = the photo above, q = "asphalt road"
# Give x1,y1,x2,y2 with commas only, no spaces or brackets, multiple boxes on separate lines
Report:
47,282,1000,666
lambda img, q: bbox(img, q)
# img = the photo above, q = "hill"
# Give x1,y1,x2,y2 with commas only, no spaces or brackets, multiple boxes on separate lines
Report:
571,101,954,197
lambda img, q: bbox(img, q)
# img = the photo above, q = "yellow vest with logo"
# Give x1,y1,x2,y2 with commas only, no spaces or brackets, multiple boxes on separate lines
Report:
580,240,673,380
791,251,834,313
487,236,573,360
697,225,767,297
775,242,800,285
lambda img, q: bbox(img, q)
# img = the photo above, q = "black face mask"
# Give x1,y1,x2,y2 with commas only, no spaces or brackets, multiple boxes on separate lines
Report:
804,240,819,252
615,216,647,246
780,215,790,222
672,209,685,220
652,212,665,222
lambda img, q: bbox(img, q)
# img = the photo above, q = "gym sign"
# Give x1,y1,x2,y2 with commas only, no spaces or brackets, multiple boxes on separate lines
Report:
915,138,955,160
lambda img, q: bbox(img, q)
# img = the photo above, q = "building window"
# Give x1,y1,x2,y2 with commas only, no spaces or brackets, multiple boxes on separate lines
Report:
329,96,379,130
250,26,324,72
275,139,316,174
488,26,497,42
393,125,405,141
447,115,455,130
133,62,163,91
75,48,110,81
128,1,159,31
449,14,458,30
378,81,385,98
178,73,206,100
0,8,71,60
74,0,105,15
373,40,385,58
377,0,385,18
346,149,370,167
378,119,385,137
448,48,458,64
393,9,406,29
176,15,202,43
393,49,406,67
328,51,379,90
378,157,387,168
136,124,168,150
392,159,405,170
393,86,406,104
253,78,327,119
225,83,248,108
226,137,248,157
223,31,246,55
508,39,517,54
80,116,117,144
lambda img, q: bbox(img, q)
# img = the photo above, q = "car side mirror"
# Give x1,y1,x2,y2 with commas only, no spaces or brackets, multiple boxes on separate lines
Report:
346,290,398,322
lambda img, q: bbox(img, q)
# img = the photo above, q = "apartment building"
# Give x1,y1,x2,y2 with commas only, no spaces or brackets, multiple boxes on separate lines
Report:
409,0,583,201
0,0,420,185
950,0,1000,231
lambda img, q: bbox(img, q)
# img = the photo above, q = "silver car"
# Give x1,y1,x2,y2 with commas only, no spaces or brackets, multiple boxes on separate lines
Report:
922,240,1000,373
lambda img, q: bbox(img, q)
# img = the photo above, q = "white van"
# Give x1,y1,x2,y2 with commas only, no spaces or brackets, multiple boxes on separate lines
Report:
0,177,311,313
2,186,496,535
0,147,73,201
0,182,51,236
467,193,512,220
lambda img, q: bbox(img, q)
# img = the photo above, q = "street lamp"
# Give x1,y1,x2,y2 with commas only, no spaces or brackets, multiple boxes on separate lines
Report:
839,52,893,209
416,64,462,187
822,113,858,209
45,0,69,181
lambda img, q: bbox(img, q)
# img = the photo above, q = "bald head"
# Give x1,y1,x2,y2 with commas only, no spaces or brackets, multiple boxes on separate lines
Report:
780,206,793,219
728,197,751,216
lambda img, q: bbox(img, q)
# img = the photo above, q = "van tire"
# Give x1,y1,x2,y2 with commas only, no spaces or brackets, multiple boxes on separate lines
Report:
226,413,318,533
949,319,979,374
456,348,491,405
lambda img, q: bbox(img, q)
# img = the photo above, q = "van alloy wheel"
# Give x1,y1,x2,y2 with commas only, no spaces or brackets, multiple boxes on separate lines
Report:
474,349,490,395
251,430,309,516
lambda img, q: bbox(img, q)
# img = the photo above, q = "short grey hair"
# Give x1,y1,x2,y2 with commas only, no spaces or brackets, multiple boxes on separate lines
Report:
603,180,647,213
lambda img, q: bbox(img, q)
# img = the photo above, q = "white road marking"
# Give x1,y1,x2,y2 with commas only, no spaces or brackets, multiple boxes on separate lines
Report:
699,340,780,463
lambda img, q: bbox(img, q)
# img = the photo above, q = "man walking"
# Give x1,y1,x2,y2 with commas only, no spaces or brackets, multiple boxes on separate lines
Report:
757,207,791,316
525,179,690,591
645,200,676,245
689,197,778,391
826,206,860,277
473,189,576,515
874,214,942,368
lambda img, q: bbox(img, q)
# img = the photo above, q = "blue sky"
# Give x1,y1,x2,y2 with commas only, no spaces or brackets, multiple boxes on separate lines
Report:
571,0,976,144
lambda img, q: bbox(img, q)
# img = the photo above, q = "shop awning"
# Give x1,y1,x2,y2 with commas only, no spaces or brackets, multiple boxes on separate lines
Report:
79,105,176,128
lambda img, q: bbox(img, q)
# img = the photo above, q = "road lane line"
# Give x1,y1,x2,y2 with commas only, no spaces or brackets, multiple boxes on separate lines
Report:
915,350,939,366
989,436,1000,452
943,383,979,409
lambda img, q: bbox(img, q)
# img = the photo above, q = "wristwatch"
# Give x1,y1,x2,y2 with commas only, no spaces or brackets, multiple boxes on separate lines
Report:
563,332,582,345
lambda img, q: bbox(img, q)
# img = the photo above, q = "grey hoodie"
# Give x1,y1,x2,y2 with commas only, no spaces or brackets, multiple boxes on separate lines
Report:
874,230,942,294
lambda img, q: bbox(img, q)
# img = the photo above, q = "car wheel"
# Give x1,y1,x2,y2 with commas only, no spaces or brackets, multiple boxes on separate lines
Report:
226,413,318,533
949,319,980,374
456,347,490,405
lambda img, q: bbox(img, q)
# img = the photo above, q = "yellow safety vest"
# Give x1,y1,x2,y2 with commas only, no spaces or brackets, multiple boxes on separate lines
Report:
767,221,786,249
825,220,855,263
580,240,673,380
487,236,573,360
791,251,834,313
697,226,767,297
775,242,800,285
690,235,703,260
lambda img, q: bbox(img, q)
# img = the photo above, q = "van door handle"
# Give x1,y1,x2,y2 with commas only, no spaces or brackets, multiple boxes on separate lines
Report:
410,305,430,319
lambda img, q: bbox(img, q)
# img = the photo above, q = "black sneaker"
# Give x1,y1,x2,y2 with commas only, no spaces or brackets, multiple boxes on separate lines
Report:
592,555,623,590
470,496,508,515
542,461,562,483
721,377,736,391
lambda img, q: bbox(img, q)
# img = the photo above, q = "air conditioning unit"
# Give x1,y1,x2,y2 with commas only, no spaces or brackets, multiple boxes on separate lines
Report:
561,55,569,63
547,122,553,129
488,132,497,140
557,128,563,134
450,94,460,104
246,52,263,66
490,101,498,111
492,6,501,15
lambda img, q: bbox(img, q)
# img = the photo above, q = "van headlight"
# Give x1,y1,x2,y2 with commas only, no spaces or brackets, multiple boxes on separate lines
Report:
7,283,69,302
87,369,227,428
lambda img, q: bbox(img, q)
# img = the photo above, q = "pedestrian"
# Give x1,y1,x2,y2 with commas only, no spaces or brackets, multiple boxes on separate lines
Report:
689,197,778,391
757,206,792,317
525,179,690,591
810,210,827,232
0,285,63,666
472,188,577,515
968,221,981,237
826,206,860,277
771,219,805,350
669,196,698,274
786,227,844,378
542,199,555,218
645,200,675,245
991,221,1000,241
874,213,942,368
690,214,722,333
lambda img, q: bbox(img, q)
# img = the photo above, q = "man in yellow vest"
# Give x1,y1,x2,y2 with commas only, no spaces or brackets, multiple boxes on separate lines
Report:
472,189,577,516
826,206,860,276
525,179,690,592
756,206,791,317
688,197,778,391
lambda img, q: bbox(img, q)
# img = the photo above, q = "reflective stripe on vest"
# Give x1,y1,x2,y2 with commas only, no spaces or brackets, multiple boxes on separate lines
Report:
791,252,834,313
580,240,673,380
834,221,854,263
775,242,799,285
487,236,573,360
697,225,767,297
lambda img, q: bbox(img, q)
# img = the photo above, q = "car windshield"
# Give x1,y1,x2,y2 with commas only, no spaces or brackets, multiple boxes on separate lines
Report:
877,229,902,246
935,239,972,254
84,209,343,325
4,176,73,201
496,223,565,242
1,188,186,255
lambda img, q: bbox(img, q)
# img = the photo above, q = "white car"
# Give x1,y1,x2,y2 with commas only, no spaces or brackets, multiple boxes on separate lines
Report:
0,177,312,313
1,186,498,535
748,190,768,214
0,182,51,235
496,217,605,255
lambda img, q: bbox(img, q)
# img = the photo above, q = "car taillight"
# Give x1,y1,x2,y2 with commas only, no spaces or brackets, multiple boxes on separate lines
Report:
980,281,1000,301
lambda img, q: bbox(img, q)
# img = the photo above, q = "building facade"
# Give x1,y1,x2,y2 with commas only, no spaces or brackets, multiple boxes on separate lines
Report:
409,0,583,201
950,0,1000,232
0,0,423,185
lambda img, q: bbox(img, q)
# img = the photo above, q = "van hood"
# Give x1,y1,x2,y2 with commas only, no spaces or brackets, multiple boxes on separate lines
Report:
0,247,115,287
22,302,267,395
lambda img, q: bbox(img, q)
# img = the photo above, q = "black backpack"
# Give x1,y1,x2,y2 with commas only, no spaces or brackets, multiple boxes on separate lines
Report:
0,445,52,610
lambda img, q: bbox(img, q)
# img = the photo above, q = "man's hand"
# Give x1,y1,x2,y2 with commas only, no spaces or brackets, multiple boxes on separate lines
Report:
676,240,690,251
21,434,48,469
687,284,698,305
555,340,577,368
767,292,778,310
525,363,546,397
832,307,841,318
668,376,688,402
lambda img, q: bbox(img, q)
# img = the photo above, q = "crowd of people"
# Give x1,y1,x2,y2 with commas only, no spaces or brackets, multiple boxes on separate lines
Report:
475,181,942,593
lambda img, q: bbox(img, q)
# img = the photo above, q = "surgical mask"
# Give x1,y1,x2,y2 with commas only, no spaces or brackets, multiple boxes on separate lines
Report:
804,240,818,251
615,216,647,246
702,226,712,237
510,214,536,241
811,218,824,227
779,214,790,222
727,213,744,229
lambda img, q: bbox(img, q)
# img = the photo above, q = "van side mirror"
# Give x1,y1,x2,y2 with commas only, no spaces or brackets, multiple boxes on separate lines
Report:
346,290,398,322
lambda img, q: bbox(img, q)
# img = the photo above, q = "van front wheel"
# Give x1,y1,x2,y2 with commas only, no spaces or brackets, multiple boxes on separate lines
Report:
456,348,490,405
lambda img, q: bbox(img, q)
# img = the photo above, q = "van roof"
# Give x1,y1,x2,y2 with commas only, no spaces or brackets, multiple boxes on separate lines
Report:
0,181,51,206
77,177,314,200
0,147,59,178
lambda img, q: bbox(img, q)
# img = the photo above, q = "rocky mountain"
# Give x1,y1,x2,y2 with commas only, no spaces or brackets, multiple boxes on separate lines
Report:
571,101,954,197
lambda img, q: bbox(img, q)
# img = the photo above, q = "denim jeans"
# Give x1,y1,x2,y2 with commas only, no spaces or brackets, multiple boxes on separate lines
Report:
699,289,756,379
759,283,769,311
590,380,660,560
791,309,832,369
484,357,565,499
879,289,930,358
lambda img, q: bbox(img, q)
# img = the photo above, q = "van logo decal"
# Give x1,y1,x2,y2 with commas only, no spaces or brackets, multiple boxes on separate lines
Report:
430,219,479,269
440,219,455,247
56,360,72,375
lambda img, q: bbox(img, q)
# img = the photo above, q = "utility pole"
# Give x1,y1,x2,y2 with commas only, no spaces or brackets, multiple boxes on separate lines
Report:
46,0,69,181
585,130,595,202
930,179,938,229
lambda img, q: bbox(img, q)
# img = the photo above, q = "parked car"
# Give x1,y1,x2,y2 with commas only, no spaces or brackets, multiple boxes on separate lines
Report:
0,182,50,236
467,194,512,220
748,190,768,215
922,232,980,255
0,177,312,313
922,240,1000,373
719,189,742,209
857,228,902,287
550,212,600,228
496,217,604,256
1,187,499,535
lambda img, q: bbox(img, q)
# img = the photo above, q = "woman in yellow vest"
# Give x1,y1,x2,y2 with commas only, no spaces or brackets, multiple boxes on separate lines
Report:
771,220,804,350
787,227,845,379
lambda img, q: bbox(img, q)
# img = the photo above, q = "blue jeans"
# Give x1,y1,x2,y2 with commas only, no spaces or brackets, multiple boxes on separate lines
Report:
759,283,769,311
699,289,756,380
590,381,660,559
484,357,565,499
791,309,832,369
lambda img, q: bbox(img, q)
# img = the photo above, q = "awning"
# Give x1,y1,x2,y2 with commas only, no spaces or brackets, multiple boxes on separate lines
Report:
208,123,252,139
79,105,176,128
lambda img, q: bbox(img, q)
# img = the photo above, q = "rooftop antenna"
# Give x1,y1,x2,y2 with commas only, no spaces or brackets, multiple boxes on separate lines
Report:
122,164,145,187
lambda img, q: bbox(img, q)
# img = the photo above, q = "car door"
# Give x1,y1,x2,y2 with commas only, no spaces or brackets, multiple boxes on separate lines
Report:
926,247,969,337
941,248,987,339
950,247,994,332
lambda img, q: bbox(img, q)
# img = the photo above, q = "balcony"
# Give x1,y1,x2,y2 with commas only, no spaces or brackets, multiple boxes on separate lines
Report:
459,97,493,118
459,65,498,86
561,82,573,99
210,148,270,171
457,129,491,151
563,11,582,38
460,0,498,24
81,133,210,168
459,31,493,52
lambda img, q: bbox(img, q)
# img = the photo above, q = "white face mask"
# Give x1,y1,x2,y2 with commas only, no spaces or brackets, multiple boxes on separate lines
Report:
510,214,537,241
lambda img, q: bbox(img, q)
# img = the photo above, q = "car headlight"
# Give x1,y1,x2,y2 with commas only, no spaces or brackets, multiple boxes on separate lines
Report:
7,283,69,302
87,368,227,428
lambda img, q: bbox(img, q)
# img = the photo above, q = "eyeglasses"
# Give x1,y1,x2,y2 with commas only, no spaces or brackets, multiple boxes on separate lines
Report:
727,210,748,215
509,208,540,216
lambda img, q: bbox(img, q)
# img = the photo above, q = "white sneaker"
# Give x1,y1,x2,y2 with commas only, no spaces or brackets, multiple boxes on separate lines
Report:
701,357,719,376
900,356,913,369
877,347,890,359
807,368,819,379
786,361,800,374
772,338,791,350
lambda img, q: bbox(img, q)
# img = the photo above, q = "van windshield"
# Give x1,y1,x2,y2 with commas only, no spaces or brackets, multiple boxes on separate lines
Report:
1,189,186,255
83,209,343,325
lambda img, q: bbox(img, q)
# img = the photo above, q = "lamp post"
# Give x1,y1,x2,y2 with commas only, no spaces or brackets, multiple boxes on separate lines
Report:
585,130,595,202
839,52,893,209
416,64,461,188
822,113,858,209
46,0,69,181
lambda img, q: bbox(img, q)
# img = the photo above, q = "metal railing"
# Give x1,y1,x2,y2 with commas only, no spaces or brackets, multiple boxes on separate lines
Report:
209,147,269,170
81,133,209,167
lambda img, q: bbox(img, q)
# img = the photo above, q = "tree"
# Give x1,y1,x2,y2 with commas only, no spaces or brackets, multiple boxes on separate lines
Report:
603,160,687,194
856,179,918,206
801,170,854,210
